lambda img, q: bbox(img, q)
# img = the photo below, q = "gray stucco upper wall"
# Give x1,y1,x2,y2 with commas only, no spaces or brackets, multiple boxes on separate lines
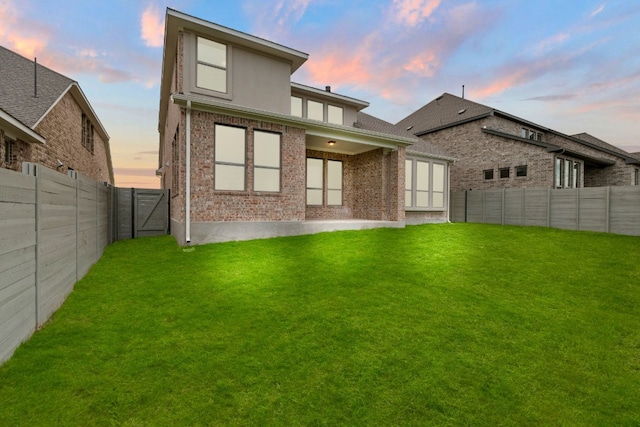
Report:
182,31,293,115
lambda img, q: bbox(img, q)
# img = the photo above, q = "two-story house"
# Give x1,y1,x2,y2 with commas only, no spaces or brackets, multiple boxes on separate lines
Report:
0,45,114,184
158,9,454,245
397,93,640,192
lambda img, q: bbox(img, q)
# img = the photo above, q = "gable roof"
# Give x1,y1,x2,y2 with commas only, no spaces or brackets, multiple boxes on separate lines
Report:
0,45,73,128
396,93,493,135
0,45,110,144
356,112,454,161
398,93,639,165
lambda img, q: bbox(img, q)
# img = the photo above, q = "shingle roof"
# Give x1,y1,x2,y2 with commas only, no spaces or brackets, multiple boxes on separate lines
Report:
396,93,493,135
571,132,633,159
357,111,454,160
0,45,74,128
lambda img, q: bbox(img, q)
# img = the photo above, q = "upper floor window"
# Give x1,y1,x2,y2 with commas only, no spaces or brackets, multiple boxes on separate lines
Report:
307,100,323,121
405,158,446,209
521,128,542,141
327,105,343,125
82,113,94,153
291,96,302,117
197,37,227,93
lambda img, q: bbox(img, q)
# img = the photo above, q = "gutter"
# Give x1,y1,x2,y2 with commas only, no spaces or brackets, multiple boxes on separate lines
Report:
171,93,417,149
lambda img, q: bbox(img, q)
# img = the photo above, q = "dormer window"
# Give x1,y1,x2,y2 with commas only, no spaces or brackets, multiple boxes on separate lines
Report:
196,37,227,93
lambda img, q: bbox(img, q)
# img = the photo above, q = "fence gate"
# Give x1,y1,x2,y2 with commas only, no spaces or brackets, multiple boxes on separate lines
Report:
116,188,169,240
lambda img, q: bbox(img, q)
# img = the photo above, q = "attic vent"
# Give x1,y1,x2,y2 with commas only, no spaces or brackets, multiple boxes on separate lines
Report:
406,125,413,131
458,109,466,114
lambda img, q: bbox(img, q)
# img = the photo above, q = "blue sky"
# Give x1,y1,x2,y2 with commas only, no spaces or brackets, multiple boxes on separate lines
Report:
1,0,639,187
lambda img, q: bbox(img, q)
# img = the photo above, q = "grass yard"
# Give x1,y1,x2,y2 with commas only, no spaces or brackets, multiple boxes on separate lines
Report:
1,223,639,426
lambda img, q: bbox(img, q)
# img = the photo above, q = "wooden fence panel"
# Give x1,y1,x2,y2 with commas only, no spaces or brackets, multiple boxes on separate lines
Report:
578,187,608,233
452,186,640,237
609,187,640,236
483,190,503,225
35,166,78,325
0,168,37,363
524,188,549,227
504,189,524,225
449,191,466,223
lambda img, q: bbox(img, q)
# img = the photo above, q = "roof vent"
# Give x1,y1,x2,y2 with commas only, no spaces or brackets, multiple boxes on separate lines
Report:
325,85,331,92
406,125,413,131
458,109,466,115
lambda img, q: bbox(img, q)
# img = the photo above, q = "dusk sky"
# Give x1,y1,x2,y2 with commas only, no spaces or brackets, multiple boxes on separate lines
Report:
1,0,639,188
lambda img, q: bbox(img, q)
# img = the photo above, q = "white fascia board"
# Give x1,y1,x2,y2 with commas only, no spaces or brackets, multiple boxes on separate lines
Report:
291,82,370,109
171,93,416,149
0,109,46,144
406,149,456,163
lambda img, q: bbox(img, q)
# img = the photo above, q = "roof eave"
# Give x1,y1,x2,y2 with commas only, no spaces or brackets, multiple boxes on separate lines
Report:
171,93,416,149
414,112,493,136
0,108,46,144
291,82,370,110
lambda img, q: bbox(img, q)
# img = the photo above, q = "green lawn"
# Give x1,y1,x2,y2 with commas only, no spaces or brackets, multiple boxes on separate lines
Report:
1,223,639,426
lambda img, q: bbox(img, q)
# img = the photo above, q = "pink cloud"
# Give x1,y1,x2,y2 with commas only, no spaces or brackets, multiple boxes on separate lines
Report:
140,4,164,48
391,0,442,27
470,68,530,98
590,3,606,18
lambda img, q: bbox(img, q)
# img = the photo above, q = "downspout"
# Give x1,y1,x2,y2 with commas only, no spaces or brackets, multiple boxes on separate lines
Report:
447,162,452,223
185,100,192,244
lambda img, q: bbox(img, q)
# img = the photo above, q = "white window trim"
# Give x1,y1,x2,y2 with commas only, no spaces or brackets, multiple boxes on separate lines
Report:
306,157,343,206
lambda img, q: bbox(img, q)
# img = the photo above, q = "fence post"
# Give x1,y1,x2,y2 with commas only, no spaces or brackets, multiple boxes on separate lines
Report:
576,188,580,231
23,163,40,329
547,187,551,228
606,186,611,233
501,189,505,225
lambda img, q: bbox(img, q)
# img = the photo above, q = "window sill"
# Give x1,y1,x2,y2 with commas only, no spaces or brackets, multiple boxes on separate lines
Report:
214,190,283,197
405,207,446,212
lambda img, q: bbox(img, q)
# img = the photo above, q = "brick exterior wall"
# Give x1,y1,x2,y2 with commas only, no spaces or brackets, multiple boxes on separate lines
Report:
303,147,404,221
421,115,636,192
1,92,112,184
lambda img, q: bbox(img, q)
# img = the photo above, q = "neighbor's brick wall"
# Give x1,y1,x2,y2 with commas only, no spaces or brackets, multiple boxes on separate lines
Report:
188,111,306,222
421,115,637,191
544,133,634,187
1,92,113,183
0,129,30,172
421,116,554,192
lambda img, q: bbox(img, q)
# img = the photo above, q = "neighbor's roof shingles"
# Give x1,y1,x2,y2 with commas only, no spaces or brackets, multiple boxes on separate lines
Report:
0,46,74,128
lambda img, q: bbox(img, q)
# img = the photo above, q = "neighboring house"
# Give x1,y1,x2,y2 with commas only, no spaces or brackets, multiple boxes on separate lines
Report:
158,8,454,245
0,45,114,184
397,93,640,192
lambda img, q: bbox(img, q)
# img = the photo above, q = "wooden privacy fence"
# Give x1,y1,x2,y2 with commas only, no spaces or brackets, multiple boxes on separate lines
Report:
450,186,640,236
0,163,168,364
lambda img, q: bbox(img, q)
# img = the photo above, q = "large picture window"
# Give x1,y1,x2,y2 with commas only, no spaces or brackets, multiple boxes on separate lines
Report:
197,37,227,93
306,158,323,205
253,131,281,192
327,160,342,205
306,158,343,206
405,158,446,210
555,157,581,189
214,125,245,191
